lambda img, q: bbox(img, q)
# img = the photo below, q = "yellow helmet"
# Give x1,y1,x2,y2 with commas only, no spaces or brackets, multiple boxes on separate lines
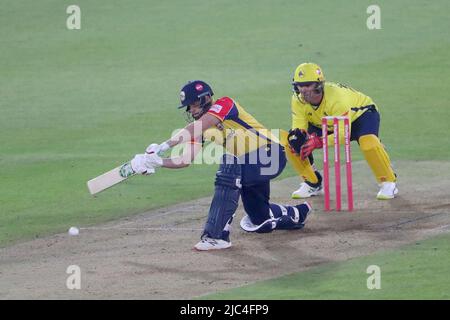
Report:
293,62,325,83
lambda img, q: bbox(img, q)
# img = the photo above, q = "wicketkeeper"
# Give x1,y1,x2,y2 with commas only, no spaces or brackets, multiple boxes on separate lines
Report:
129,80,312,251
284,62,398,200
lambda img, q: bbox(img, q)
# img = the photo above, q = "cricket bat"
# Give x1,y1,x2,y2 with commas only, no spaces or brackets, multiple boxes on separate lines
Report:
87,162,136,195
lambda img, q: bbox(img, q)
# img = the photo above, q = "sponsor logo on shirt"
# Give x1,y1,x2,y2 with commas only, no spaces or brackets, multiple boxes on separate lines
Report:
210,104,223,113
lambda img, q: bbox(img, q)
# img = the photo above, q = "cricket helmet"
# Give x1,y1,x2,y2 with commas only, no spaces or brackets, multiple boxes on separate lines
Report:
292,63,325,96
178,80,214,109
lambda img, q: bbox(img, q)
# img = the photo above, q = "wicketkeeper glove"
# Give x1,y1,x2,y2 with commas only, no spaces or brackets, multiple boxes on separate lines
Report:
300,132,323,160
287,128,308,154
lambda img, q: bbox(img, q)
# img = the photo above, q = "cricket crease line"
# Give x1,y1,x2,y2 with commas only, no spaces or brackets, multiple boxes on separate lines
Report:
80,226,203,232
385,212,450,228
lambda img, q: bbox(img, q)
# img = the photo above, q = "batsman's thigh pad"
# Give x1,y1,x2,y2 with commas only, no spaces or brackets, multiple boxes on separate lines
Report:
203,154,242,240
359,134,396,183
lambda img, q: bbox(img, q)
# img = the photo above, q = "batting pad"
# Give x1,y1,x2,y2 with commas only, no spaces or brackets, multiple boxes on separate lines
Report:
359,134,396,183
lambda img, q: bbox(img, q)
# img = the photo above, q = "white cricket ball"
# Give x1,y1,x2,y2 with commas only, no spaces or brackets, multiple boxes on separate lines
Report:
68,227,79,236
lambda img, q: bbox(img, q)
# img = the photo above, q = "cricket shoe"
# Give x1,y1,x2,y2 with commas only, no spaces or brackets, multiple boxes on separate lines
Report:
292,182,324,199
377,182,399,200
292,171,323,199
194,237,232,251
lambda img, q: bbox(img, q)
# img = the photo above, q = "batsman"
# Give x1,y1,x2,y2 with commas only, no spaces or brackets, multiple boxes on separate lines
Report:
285,62,398,200
128,80,312,251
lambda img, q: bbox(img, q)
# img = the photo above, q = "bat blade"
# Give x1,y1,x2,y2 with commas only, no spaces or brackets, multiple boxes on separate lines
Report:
87,163,134,195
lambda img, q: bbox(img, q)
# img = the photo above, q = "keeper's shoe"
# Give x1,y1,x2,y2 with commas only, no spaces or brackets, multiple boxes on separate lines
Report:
194,237,232,251
292,171,323,199
292,182,323,199
377,182,399,200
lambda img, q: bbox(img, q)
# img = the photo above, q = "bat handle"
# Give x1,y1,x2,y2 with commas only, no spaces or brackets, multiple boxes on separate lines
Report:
119,162,135,178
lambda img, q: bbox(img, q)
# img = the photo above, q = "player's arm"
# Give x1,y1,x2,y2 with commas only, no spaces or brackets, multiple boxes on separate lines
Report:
164,113,220,149
161,140,203,169
133,138,203,172
291,95,309,130
141,98,231,172
287,96,310,153
136,108,223,174
158,96,234,151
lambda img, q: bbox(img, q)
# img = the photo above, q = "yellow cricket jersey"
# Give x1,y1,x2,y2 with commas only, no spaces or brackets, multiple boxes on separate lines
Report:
200,97,280,156
291,82,378,144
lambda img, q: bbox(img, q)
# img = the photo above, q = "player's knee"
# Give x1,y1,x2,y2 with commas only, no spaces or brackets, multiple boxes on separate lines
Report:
239,214,277,233
358,134,381,151
240,203,311,233
273,203,311,230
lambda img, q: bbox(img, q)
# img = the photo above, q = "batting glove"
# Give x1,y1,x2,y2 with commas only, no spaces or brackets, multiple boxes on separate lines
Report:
130,154,156,175
145,142,170,156
144,153,163,168
300,132,323,160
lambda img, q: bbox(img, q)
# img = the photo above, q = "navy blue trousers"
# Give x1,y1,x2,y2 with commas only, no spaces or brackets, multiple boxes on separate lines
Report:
238,143,287,225
309,108,380,142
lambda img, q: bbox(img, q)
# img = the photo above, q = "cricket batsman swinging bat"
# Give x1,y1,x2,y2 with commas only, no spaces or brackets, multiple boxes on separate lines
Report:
87,162,136,195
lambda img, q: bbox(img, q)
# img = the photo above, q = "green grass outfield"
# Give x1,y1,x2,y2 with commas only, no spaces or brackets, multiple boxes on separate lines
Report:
1,0,450,248
200,232,450,299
